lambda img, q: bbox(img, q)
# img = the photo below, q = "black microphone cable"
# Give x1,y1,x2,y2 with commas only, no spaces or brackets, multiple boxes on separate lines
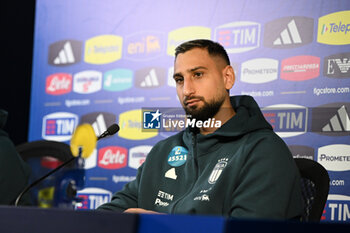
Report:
14,123,120,206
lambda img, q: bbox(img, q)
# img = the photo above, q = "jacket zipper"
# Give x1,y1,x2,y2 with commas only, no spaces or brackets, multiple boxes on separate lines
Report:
170,132,198,213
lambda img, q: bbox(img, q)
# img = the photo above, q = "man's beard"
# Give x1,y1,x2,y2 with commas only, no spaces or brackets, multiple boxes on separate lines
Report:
183,94,225,122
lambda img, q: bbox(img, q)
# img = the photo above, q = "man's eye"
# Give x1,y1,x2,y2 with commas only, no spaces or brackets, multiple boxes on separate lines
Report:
194,72,203,77
174,78,183,83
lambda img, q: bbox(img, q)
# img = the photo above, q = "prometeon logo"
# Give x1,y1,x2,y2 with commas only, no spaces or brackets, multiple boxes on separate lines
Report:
46,73,72,95
48,40,82,66
323,52,350,78
317,11,350,45
264,17,314,48
103,69,133,92
84,35,123,64
262,104,308,138
311,102,350,136
42,112,78,141
124,32,164,60
73,70,102,94
167,26,211,56
281,55,320,81
135,67,165,88
240,58,278,84
317,144,350,171
214,21,260,53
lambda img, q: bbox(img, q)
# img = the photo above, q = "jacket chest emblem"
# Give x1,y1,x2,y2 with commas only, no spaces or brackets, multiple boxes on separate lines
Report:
208,158,228,184
167,146,188,167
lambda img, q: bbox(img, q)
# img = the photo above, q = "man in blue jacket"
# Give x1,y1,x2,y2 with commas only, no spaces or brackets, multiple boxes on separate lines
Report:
98,39,304,220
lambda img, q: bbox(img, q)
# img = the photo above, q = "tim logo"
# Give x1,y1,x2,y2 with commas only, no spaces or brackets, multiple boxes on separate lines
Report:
42,112,78,141
104,69,133,92
143,109,162,129
167,26,211,56
264,17,314,49
317,144,350,171
48,40,82,66
135,67,165,88
125,32,164,60
73,70,102,94
288,145,315,160
317,11,350,45
46,73,72,95
84,35,123,64
80,112,116,137
323,195,350,221
215,21,260,53
98,146,128,169
311,102,350,136
76,188,112,210
129,145,152,169
323,52,350,78
262,104,308,138
281,56,320,81
240,58,278,84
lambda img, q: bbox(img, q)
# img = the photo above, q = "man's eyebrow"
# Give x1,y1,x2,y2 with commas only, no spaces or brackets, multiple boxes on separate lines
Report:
173,72,183,79
173,66,208,79
189,66,207,72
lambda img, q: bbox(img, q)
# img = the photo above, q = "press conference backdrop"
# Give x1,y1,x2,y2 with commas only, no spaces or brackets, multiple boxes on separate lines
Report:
28,0,350,222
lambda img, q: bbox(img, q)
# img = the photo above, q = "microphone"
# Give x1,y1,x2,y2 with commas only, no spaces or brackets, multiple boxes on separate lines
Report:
97,123,120,140
14,123,120,206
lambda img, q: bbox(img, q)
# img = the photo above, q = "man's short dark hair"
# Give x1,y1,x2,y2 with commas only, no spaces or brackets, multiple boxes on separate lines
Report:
174,39,230,65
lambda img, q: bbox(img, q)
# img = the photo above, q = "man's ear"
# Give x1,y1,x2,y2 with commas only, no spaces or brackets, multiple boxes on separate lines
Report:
223,65,235,90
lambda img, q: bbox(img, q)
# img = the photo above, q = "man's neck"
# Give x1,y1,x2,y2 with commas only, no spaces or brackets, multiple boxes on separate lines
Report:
199,105,236,135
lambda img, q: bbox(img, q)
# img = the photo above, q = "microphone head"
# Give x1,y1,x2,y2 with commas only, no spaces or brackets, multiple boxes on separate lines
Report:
70,124,97,158
107,123,120,135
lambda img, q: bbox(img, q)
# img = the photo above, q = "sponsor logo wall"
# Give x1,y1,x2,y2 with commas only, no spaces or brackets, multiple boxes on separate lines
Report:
29,0,350,221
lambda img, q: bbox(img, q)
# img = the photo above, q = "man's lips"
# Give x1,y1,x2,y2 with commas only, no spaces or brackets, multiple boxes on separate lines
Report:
184,99,201,107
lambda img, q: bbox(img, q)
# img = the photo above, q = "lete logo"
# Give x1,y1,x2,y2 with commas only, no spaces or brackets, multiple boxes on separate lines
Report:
98,146,128,169
46,73,72,95
317,144,350,171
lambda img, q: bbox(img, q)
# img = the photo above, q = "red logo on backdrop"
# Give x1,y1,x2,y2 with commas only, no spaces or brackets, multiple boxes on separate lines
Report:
98,146,128,169
281,55,320,81
46,73,72,95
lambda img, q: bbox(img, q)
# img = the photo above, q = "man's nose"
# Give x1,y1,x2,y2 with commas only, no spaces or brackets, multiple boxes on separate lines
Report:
183,79,195,96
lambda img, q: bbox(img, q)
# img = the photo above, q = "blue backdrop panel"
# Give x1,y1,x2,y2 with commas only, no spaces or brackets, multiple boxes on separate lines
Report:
29,0,350,222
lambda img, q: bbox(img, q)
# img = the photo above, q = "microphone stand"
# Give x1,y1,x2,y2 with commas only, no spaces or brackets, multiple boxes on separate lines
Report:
14,148,81,206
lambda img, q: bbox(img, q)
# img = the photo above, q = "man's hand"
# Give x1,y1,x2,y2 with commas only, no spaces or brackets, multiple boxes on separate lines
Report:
123,208,164,214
